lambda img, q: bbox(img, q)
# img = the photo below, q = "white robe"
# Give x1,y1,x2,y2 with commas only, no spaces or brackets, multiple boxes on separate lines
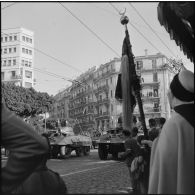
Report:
148,111,194,194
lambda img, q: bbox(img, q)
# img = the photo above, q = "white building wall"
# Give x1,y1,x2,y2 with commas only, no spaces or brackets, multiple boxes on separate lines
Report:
1,27,34,88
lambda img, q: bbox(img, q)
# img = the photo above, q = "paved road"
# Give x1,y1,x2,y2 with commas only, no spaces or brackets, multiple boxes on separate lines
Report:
47,149,132,194
2,149,132,194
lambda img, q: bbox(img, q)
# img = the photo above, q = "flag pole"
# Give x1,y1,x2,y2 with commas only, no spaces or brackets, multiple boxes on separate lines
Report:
120,12,148,139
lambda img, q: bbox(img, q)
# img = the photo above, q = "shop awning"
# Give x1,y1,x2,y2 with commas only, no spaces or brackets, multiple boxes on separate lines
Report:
158,2,194,63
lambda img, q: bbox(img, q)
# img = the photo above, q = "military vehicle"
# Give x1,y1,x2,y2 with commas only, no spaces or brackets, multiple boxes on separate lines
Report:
49,127,92,159
98,127,125,160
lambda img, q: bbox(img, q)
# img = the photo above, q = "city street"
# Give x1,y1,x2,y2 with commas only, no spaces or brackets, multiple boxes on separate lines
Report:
2,149,132,194
47,149,131,194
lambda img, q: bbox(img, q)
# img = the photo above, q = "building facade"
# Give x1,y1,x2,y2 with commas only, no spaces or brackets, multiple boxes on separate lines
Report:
53,53,184,134
51,86,71,120
1,27,35,88
134,51,184,126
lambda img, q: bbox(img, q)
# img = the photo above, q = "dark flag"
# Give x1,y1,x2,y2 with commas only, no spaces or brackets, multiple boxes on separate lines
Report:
115,36,136,130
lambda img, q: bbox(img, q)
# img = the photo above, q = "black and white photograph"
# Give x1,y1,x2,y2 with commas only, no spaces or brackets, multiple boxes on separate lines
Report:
1,1,194,194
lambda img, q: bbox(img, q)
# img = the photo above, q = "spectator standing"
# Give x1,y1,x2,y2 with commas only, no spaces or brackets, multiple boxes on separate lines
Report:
1,103,49,194
120,128,140,193
148,118,159,141
148,70,194,194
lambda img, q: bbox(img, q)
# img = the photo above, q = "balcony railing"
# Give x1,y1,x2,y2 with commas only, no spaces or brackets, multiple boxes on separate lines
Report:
134,107,160,114
97,98,110,105
11,75,22,80
141,95,160,102
141,81,160,87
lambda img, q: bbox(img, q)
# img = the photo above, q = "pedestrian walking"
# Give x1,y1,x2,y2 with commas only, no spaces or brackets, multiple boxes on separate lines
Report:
148,70,194,194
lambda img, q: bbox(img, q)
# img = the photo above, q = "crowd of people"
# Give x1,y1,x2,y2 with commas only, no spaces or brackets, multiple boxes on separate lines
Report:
1,70,194,194
120,69,194,194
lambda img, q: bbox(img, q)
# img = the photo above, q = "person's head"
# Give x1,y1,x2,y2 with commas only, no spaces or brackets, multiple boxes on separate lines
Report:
132,127,138,137
159,117,166,128
167,70,194,109
133,116,137,125
122,129,131,138
148,118,156,128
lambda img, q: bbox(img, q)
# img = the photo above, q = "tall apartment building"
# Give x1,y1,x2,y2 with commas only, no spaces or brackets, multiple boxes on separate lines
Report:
134,51,183,126
1,27,35,88
51,86,71,120
53,53,183,134
68,58,121,134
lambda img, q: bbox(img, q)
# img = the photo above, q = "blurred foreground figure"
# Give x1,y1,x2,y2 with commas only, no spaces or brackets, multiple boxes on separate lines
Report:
148,70,194,194
1,103,49,194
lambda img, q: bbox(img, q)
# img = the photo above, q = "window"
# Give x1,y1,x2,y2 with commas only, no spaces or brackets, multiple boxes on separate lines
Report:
22,48,25,53
13,59,16,65
29,61,32,67
22,36,25,41
153,72,158,82
26,49,28,54
29,50,32,55
152,59,157,69
136,61,143,70
1,37,3,42
29,38,32,43
9,36,12,41
22,60,24,66
111,90,113,98
5,37,7,42
25,70,32,78
110,77,112,84
9,48,12,53
8,60,11,66
26,37,29,42
13,47,16,52
106,79,108,86
11,71,16,77
1,72,5,80
4,48,7,54
14,35,17,41
3,60,6,66
25,61,28,66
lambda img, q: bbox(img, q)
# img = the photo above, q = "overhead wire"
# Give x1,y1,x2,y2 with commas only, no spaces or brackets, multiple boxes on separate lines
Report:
109,3,185,70
128,3,177,58
1,2,16,10
58,2,120,58
1,32,82,73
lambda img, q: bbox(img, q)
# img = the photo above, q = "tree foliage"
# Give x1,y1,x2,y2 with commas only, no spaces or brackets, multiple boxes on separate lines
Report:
1,82,54,118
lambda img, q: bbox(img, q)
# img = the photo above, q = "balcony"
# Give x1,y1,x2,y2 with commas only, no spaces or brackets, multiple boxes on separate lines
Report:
94,111,110,119
141,95,160,102
141,81,160,87
134,107,160,115
94,85,109,94
11,75,22,80
97,98,110,105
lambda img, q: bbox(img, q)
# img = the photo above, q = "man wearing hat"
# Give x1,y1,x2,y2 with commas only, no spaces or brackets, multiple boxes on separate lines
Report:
148,70,194,194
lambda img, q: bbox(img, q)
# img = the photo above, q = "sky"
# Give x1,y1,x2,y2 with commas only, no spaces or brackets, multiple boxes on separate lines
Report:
2,1,194,96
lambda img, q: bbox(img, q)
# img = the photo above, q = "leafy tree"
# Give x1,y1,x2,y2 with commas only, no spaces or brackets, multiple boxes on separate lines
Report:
1,82,54,118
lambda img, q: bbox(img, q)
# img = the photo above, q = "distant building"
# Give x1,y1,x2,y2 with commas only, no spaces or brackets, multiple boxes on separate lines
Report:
1,27,35,88
134,51,184,126
53,52,184,134
50,86,71,120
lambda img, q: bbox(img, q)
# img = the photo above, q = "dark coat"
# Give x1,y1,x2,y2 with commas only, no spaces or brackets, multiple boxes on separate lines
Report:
1,104,49,194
